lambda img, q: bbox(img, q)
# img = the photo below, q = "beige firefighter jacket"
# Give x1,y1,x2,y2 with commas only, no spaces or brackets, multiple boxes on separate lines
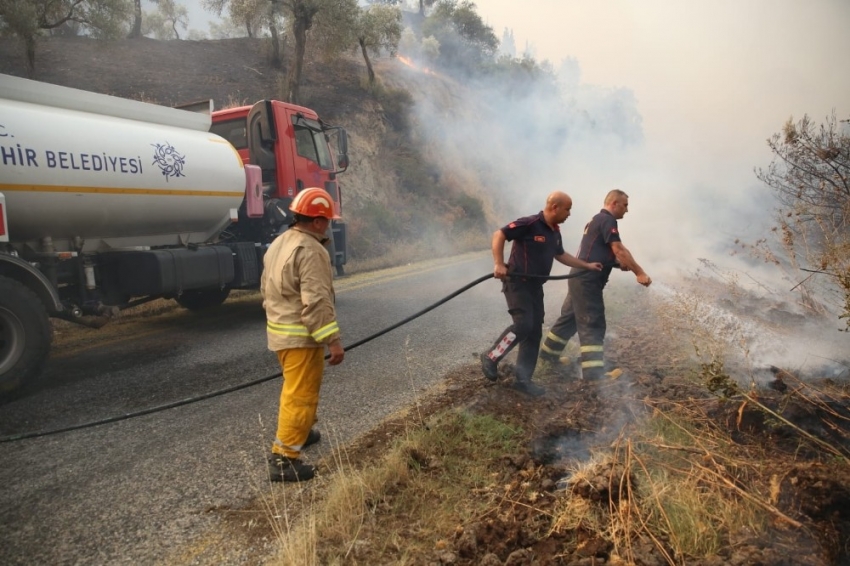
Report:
260,225,340,351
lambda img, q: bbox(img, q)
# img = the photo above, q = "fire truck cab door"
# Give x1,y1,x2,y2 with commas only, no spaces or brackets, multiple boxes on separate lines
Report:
246,100,277,188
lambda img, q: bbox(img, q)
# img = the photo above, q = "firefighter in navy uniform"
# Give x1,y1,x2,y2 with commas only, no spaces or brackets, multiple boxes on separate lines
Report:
539,189,651,380
480,191,602,396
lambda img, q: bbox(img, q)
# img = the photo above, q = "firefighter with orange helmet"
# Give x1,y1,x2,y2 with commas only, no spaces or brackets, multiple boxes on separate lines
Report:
261,187,344,482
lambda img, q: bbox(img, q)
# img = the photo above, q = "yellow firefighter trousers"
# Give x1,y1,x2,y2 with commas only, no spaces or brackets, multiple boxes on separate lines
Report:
272,347,324,459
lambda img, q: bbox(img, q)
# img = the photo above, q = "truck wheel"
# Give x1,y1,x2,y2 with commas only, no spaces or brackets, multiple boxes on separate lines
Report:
175,288,231,311
0,277,52,395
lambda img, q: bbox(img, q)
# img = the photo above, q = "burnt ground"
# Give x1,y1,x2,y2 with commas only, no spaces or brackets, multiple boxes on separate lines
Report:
202,287,850,566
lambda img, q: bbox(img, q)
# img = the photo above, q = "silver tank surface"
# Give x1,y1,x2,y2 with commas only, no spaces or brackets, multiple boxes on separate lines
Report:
0,74,246,252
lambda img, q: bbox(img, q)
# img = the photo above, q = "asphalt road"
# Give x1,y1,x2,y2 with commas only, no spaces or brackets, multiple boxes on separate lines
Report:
0,252,537,565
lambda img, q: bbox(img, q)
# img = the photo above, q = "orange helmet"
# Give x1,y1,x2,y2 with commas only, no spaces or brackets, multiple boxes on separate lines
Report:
289,187,335,219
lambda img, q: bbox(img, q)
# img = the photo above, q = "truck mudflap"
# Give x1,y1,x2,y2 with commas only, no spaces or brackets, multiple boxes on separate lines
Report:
102,246,235,297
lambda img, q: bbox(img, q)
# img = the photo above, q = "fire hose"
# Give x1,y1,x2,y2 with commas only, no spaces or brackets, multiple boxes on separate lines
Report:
0,268,604,443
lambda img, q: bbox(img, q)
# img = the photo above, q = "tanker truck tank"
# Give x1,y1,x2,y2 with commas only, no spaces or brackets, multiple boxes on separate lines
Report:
0,74,247,252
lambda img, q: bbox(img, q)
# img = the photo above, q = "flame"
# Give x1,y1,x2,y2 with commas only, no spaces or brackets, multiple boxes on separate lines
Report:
396,55,438,77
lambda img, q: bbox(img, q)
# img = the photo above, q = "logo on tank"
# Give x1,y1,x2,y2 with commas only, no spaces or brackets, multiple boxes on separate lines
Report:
151,142,186,181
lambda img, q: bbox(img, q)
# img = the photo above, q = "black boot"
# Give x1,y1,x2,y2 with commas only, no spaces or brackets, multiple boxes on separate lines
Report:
512,380,546,397
304,429,321,448
268,454,316,482
480,353,499,381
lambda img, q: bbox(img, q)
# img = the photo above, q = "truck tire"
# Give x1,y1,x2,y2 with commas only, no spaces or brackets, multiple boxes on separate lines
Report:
175,288,231,311
0,276,52,395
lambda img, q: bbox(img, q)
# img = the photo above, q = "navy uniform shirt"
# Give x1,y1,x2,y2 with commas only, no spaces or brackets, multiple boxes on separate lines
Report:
501,212,565,283
574,209,621,280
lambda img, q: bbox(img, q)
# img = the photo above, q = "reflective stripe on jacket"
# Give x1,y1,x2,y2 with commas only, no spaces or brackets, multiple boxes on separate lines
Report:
260,226,340,351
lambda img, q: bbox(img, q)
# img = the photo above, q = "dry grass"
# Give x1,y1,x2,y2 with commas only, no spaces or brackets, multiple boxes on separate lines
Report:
552,401,780,564
259,370,850,565
265,409,521,565
263,271,847,564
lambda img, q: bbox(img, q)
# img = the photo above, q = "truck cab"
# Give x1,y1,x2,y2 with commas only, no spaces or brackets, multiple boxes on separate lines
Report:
211,100,349,275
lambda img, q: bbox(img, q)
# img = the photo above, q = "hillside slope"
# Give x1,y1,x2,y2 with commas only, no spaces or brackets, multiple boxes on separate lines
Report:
0,36,364,122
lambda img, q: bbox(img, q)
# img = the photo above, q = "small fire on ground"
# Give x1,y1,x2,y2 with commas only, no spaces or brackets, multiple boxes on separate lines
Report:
396,55,438,76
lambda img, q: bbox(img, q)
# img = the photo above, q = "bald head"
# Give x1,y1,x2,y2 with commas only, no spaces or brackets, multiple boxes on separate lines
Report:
543,191,573,227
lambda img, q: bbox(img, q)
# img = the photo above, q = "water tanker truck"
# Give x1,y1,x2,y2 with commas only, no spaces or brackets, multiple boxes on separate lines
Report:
0,74,349,395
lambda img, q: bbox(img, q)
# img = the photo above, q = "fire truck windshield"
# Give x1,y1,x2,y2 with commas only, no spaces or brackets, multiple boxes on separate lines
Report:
293,117,332,170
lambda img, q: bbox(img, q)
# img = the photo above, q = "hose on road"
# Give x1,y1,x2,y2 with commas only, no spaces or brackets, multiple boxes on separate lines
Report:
0,269,597,443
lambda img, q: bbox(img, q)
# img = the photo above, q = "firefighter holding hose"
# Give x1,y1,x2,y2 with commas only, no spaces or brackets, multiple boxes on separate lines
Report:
539,189,651,380
480,191,602,397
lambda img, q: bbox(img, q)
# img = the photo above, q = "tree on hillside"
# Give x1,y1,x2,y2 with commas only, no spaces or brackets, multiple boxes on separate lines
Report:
398,26,440,64
418,0,437,16
128,0,142,37
499,27,515,58
281,0,358,104
490,54,555,98
421,0,497,76
354,4,402,85
203,0,267,39
0,0,131,77
756,113,850,328
267,0,283,65
203,0,284,64
144,0,188,39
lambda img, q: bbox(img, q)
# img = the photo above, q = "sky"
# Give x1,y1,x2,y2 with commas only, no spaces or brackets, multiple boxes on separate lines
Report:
475,0,850,146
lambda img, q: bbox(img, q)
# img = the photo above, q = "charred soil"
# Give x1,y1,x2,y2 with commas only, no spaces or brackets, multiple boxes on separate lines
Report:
203,288,850,566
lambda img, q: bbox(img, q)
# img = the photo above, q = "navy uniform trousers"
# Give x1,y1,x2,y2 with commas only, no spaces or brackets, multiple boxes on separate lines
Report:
541,272,607,380
484,280,545,383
